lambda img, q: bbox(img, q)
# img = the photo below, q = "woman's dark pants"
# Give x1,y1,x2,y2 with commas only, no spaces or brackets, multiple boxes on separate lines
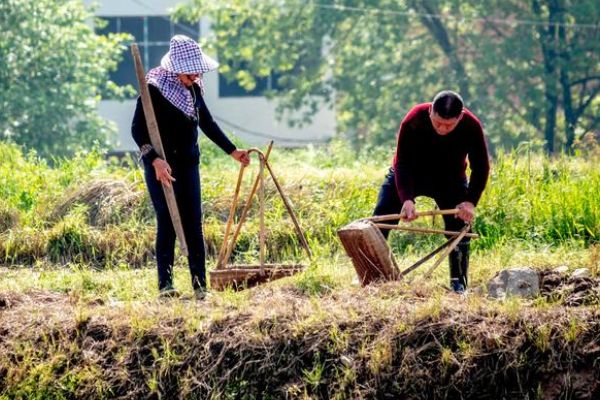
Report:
373,168,470,287
144,162,206,291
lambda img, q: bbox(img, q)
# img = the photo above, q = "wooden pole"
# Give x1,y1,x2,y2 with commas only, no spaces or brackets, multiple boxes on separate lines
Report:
373,224,479,238
367,209,459,222
221,142,274,267
259,154,265,274
398,237,454,278
131,44,188,257
264,160,312,259
216,164,246,269
423,225,471,278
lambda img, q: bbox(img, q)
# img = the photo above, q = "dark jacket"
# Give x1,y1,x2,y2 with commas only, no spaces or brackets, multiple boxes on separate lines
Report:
131,83,236,167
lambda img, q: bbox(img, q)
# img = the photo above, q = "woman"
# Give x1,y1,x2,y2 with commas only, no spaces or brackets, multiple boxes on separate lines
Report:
132,35,250,299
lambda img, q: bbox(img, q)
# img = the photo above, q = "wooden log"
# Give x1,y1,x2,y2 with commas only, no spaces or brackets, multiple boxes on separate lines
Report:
131,44,188,256
337,220,400,286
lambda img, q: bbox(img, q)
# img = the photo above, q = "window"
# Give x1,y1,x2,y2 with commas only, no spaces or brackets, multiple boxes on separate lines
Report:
219,68,283,97
96,16,200,97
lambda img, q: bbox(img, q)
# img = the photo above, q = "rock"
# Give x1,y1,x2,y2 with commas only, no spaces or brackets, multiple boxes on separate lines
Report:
571,268,590,279
470,286,484,296
541,272,562,289
553,265,569,274
488,267,540,299
340,355,354,368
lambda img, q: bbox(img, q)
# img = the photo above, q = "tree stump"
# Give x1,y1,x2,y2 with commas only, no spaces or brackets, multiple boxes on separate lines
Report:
337,220,400,286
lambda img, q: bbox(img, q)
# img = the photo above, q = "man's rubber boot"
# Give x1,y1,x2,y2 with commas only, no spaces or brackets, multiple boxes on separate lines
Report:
194,287,210,301
450,241,469,293
450,278,465,294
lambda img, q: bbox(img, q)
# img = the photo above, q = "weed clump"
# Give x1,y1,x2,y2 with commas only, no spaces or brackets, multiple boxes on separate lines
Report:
50,179,145,226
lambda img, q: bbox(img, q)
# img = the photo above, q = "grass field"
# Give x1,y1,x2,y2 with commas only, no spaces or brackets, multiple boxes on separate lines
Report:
0,140,599,398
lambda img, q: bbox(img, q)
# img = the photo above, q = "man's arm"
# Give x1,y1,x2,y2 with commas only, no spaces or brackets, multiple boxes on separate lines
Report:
393,120,416,205
465,119,490,207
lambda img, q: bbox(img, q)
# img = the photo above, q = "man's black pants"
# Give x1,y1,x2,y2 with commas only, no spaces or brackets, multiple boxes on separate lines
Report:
144,162,206,291
373,168,471,286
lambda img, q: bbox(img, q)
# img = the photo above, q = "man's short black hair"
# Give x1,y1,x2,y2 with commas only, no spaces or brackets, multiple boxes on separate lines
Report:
432,90,464,119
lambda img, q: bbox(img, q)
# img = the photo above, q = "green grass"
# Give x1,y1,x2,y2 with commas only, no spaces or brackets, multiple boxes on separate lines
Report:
0,140,598,269
1,138,599,399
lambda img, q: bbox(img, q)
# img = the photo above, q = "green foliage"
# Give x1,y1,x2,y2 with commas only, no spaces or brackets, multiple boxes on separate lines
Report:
174,0,599,152
0,141,598,268
476,148,600,248
46,206,92,264
0,0,130,157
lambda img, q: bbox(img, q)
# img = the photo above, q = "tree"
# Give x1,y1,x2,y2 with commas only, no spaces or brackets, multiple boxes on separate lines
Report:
175,0,599,153
466,0,600,154
0,0,130,158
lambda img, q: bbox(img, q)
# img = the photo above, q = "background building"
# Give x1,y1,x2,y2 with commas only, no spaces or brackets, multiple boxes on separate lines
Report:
85,0,335,150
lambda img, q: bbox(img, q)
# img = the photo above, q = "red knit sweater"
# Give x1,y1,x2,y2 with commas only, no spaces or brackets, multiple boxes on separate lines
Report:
392,103,490,205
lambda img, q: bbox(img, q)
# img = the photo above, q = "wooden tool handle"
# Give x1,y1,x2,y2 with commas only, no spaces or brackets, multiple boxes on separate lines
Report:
368,209,459,223
221,141,274,268
264,160,312,259
216,164,246,269
373,224,479,238
423,224,471,278
131,44,188,257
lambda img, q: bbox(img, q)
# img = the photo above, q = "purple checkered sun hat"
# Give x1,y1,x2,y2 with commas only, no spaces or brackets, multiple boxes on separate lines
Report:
160,35,219,74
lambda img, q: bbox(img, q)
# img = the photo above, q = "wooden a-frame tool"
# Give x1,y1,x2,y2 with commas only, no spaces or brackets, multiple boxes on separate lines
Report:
338,210,477,286
210,142,312,290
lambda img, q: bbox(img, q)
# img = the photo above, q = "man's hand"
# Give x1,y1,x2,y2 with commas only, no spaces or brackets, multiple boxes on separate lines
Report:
400,200,418,221
152,158,176,188
231,149,250,166
456,201,475,223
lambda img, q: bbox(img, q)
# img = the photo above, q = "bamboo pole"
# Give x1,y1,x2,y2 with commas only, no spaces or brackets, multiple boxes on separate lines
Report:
398,237,454,278
216,164,246,269
259,154,265,274
423,225,471,278
373,224,479,238
264,160,312,259
131,44,188,257
368,209,459,222
221,142,274,267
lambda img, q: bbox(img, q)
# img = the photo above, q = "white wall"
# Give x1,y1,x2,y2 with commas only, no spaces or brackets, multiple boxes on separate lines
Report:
86,0,335,150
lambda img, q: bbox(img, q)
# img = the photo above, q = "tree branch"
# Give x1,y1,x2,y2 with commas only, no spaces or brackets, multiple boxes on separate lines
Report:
575,85,600,118
571,76,600,86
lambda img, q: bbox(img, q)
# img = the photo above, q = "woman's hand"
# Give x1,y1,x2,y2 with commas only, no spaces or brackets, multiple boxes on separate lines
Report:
231,149,250,166
152,158,176,187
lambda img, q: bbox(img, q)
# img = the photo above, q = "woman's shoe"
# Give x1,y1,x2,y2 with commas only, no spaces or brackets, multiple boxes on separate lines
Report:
158,286,181,299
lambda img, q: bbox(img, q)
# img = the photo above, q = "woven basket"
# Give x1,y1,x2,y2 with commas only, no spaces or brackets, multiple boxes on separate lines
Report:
210,264,305,291
337,220,399,286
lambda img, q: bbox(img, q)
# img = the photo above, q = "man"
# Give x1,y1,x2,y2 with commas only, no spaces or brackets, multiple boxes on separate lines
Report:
373,90,490,293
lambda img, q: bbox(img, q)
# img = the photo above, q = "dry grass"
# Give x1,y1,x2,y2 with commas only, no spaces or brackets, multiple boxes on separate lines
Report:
49,179,145,226
0,281,599,399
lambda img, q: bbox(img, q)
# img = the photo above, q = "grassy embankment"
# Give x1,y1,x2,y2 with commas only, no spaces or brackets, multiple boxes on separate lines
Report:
0,140,599,399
